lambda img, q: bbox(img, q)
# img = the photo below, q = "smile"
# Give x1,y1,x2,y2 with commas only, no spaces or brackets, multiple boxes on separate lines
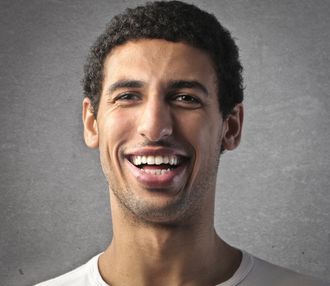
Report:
130,155,180,175
125,150,189,189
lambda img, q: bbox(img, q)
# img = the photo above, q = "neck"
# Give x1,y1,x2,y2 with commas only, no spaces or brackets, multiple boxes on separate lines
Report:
98,193,241,286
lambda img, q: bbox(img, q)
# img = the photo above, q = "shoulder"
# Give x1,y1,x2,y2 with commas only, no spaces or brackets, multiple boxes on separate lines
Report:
34,263,90,286
34,254,106,286
244,255,329,286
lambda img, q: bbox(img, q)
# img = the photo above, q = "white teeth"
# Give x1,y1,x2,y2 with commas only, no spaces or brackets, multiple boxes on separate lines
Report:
131,155,180,166
133,156,141,165
163,156,169,164
155,156,162,165
144,168,171,175
147,156,155,165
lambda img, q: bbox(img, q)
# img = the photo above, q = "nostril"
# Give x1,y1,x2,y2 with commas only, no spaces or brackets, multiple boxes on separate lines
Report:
159,127,172,138
138,124,173,142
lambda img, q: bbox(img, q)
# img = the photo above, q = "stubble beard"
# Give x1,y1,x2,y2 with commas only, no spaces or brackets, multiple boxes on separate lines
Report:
103,149,221,228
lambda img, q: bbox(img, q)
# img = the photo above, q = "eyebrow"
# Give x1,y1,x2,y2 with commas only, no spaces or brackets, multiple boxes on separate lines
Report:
168,80,209,96
108,79,209,96
108,80,144,94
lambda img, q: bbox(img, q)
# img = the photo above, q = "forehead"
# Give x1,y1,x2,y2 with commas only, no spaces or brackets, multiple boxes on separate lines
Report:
102,39,217,89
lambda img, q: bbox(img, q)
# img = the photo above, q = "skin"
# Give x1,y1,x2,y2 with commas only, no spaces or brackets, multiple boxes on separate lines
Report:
82,39,243,286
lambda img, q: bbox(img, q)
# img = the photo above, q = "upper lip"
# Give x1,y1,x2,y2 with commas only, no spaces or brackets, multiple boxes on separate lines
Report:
124,146,189,158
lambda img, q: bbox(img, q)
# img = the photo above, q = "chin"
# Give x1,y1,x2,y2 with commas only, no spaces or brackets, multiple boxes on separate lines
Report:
127,194,198,226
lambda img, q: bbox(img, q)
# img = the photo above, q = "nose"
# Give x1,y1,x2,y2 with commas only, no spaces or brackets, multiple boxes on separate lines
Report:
137,96,173,142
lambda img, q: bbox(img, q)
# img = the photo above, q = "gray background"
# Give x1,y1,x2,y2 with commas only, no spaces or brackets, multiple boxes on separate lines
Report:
1,0,329,285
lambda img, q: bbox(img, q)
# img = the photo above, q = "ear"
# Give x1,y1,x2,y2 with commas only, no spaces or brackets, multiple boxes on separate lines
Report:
82,97,99,148
221,103,244,151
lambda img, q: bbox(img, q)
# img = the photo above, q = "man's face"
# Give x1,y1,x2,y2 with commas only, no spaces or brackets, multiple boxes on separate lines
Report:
89,39,228,224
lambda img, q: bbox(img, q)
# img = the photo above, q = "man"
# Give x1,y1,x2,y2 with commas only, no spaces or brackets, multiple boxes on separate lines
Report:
36,1,328,285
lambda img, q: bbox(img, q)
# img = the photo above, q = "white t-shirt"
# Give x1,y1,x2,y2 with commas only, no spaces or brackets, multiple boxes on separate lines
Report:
35,251,328,286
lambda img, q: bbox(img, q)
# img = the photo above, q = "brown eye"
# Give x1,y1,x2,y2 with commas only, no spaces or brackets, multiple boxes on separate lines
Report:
116,93,140,101
172,94,202,109
175,95,199,103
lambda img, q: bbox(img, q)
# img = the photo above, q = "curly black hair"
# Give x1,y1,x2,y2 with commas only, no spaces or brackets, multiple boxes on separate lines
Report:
83,1,243,119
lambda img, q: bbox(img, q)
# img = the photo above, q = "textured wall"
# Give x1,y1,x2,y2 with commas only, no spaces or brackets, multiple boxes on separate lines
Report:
0,0,329,285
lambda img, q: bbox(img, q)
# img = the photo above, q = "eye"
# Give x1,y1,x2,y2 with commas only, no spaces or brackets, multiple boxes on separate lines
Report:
111,92,142,106
172,94,202,108
175,95,198,103
115,93,140,101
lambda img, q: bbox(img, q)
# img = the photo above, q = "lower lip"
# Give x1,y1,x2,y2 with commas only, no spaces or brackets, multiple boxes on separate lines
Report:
125,159,187,189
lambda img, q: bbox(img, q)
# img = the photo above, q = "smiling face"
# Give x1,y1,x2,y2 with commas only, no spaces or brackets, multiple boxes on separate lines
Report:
83,39,242,225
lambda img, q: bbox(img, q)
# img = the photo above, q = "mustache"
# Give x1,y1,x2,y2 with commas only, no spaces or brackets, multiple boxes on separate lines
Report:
127,137,190,152
138,139,178,148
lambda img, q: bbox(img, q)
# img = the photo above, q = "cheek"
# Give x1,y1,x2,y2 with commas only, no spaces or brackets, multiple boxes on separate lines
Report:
98,111,136,164
176,112,221,155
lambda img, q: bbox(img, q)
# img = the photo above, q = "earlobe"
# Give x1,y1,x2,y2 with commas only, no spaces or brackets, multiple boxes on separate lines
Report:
82,97,99,148
222,103,244,151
